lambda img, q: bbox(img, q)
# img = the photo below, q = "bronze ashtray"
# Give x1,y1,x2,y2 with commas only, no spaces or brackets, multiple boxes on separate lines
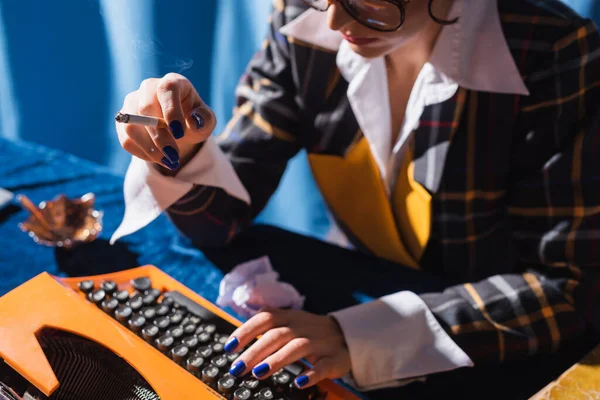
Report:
17,193,103,249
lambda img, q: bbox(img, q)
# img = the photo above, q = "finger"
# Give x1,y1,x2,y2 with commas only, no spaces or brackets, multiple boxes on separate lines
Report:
186,104,216,143
294,357,341,389
253,338,327,381
156,73,190,140
137,83,180,168
127,126,180,170
227,326,294,378
116,116,152,162
225,310,287,354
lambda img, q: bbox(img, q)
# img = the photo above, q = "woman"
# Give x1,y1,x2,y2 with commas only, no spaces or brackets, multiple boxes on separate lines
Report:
112,0,600,395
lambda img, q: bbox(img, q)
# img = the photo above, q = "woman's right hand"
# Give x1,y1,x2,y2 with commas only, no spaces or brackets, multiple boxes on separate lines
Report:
116,73,217,172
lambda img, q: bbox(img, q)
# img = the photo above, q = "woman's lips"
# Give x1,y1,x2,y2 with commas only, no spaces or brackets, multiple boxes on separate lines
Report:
341,33,378,45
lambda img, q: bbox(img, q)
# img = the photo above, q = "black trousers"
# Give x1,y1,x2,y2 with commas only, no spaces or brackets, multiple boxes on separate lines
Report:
202,225,596,400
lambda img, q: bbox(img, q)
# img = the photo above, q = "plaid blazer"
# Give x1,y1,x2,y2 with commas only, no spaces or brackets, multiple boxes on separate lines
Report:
167,0,600,364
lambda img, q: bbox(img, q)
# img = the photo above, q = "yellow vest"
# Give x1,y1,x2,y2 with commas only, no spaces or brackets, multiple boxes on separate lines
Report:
308,137,431,269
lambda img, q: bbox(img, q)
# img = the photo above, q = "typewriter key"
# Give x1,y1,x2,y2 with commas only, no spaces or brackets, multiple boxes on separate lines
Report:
233,387,252,400
87,289,106,305
272,371,291,386
181,335,199,349
128,314,146,333
78,280,94,293
171,345,189,363
154,316,171,330
212,342,224,353
189,315,202,325
160,296,174,307
169,312,184,325
226,352,240,362
217,375,237,394
147,288,162,298
197,332,211,343
100,280,117,294
183,323,197,335
114,289,129,303
115,305,133,323
258,387,275,400
203,324,216,334
211,354,228,368
155,303,170,316
142,307,156,320
197,346,213,358
101,297,119,313
201,365,219,384
127,294,143,311
242,378,260,390
167,326,184,339
130,276,152,292
186,355,204,374
156,334,175,352
142,293,156,306
142,325,160,343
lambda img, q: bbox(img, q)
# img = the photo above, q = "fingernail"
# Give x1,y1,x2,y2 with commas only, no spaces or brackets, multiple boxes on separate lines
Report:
229,360,246,377
170,120,184,139
252,363,270,378
192,112,204,129
162,146,179,163
295,375,309,388
161,157,180,171
224,337,238,353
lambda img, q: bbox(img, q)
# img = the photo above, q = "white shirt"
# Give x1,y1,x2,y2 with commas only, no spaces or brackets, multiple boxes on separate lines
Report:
111,0,529,391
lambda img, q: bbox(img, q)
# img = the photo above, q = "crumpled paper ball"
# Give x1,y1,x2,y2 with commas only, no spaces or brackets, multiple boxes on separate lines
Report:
216,256,305,319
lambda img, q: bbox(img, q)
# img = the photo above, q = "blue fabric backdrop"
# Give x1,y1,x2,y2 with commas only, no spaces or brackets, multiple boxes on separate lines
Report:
0,0,598,240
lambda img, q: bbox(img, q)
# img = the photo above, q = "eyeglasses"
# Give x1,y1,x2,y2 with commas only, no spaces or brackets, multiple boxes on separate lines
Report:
301,0,410,32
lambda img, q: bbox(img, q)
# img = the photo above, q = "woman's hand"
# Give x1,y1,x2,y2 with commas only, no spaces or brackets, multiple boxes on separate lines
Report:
223,308,351,389
116,73,216,171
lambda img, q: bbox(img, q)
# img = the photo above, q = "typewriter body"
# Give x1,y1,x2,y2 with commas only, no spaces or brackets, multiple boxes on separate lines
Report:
0,266,360,400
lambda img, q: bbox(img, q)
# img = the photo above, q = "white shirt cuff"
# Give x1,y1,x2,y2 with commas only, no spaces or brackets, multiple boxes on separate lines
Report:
110,136,250,244
330,291,474,391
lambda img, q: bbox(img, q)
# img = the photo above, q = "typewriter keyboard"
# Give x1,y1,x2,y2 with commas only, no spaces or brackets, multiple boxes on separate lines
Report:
78,276,320,400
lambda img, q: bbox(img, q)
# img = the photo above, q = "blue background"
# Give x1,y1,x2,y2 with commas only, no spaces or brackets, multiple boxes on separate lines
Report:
0,0,598,239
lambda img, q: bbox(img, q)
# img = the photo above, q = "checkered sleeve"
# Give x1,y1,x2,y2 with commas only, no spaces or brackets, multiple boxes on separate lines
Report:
421,20,600,363
166,1,306,245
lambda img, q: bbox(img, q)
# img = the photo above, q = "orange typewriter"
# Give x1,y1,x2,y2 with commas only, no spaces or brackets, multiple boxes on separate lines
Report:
0,266,361,400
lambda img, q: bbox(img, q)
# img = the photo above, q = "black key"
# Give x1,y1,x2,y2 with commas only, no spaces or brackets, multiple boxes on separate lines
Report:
258,387,275,400
272,371,292,386
217,375,237,395
211,354,228,368
127,294,143,311
142,293,157,306
186,355,204,374
172,303,188,314
155,304,170,316
189,315,202,325
115,305,133,323
164,291,221,322
167,326,184,339
233,387,252,400
146,288,162,298
87,289,106,305
156,334,175,352
100,280,117,294
195,325,205,334
101,297,119,313
114,289,130,303
211,342,224,353
183,324,197,335
142,325,160,344
128,314,146,333
160,296,174,307
241,378,260,390
203,324,216,334
171,345,189,363
181,335,199,349
197,332,212,344
169,312,184,325
213,333,226,342
142,307,156,320
154,316,171,330
197,346,213,358
226,352,240,362
130,276,152,292
218,336,228,344
201,365,219,384
78,280,94,294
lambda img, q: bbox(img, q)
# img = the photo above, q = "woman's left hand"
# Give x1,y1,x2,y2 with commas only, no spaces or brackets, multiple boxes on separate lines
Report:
223,308,351,389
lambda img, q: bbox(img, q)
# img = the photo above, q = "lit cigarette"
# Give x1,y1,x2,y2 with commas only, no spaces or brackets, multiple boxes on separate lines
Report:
115,112,169,130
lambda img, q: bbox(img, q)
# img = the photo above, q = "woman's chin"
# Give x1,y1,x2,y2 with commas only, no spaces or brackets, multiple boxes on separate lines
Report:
346,42,390,58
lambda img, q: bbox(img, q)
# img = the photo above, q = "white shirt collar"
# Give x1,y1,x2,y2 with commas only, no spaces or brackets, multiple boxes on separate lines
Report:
279,0,530,96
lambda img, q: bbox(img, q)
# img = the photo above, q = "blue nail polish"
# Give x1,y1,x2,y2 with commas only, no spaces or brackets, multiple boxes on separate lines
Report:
224,337,238,353
295,375,309,388
252,363,270,378
192,113,204,129
161,157,180,171
170,120,184,139
162,146,179,163
229,360,246,377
